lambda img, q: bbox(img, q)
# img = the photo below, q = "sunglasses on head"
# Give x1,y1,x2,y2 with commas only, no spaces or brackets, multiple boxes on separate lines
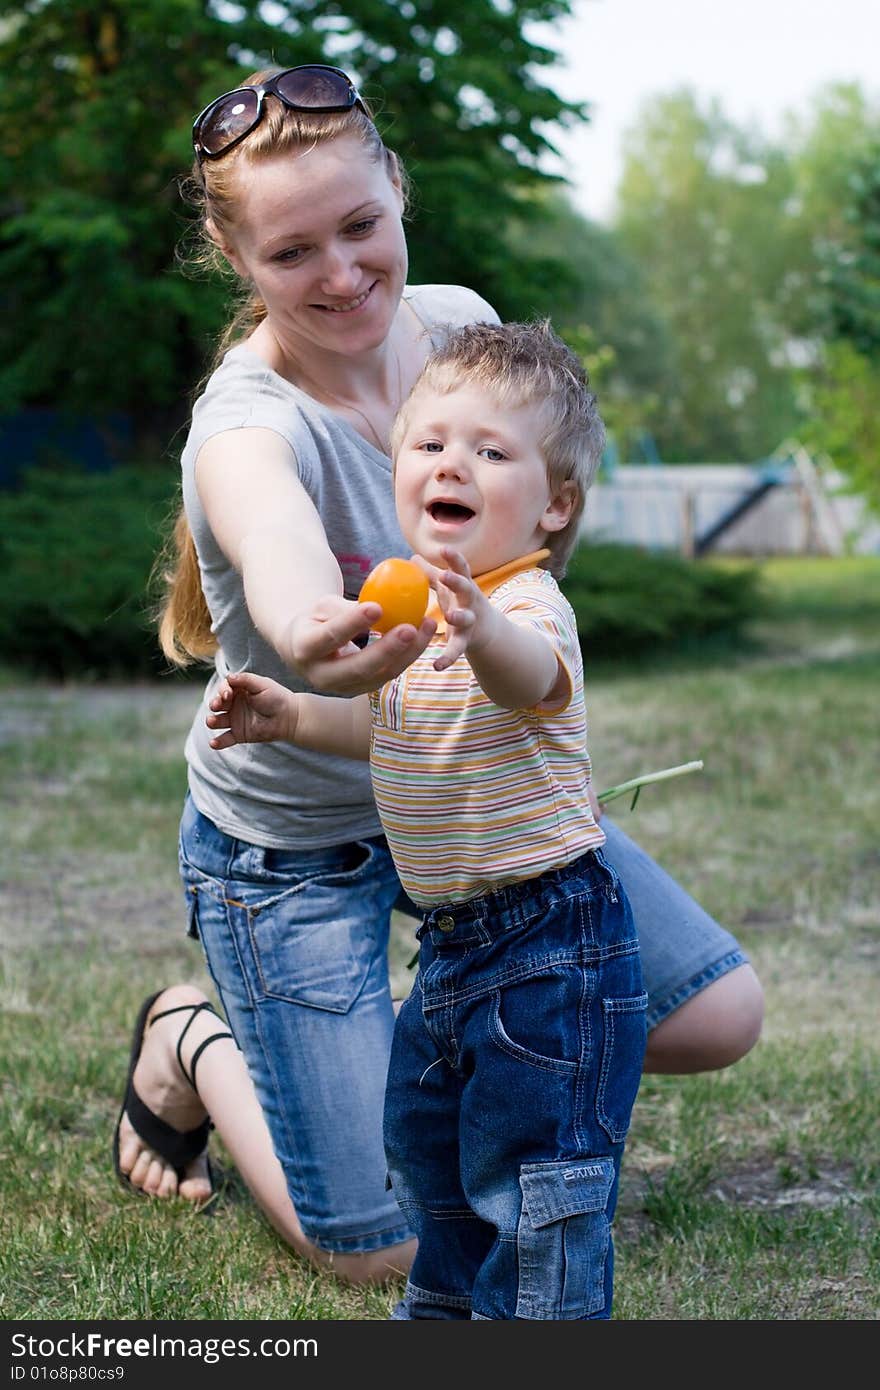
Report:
192,64,369,162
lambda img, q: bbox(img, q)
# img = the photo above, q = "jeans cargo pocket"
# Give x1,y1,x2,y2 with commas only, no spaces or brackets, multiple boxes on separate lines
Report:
515,1157,614,1319
596,992,648,1144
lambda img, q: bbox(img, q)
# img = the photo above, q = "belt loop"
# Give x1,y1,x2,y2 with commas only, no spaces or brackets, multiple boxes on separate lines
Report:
232,840,264,878
223,829,238,879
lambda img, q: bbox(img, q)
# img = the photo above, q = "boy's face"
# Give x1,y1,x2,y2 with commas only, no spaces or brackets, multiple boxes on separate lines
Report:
393,382,573,574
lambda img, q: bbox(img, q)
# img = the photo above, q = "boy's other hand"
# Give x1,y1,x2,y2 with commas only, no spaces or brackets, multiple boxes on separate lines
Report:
207,671,297,749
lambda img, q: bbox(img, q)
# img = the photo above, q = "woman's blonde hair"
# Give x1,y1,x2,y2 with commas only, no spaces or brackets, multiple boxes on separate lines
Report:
158,69,403,665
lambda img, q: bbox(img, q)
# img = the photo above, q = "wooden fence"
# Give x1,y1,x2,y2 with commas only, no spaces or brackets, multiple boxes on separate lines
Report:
579,443,879,557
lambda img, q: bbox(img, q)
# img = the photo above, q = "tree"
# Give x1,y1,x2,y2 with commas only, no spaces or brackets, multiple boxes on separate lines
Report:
613,90,806,462
611,85,880,465
825,144,880,356
0,0,584,451
505,190,677,458
802,342,880,514
803,138,880,512
782,83,880,343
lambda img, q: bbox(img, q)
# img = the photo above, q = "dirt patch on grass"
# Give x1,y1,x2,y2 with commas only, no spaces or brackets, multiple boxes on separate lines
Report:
708,1160,865,1213
616,1157,869,1244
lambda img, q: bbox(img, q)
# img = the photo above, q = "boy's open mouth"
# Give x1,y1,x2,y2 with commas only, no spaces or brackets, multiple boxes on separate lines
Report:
428,501,475,523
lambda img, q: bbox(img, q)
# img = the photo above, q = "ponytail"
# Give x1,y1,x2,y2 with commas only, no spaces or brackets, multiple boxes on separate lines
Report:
156,507,217,667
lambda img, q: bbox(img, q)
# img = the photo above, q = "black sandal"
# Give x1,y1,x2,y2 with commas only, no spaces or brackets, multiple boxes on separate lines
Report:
112,990,233,1199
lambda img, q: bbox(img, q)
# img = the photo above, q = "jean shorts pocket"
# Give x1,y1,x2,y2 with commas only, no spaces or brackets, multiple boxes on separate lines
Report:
179,859,226,943
516,1157,614,1319
596,992,648,1144
184,884,199,940
248,843,383,1013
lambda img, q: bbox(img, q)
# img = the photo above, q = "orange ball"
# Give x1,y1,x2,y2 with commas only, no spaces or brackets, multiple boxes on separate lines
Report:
358,558,430,634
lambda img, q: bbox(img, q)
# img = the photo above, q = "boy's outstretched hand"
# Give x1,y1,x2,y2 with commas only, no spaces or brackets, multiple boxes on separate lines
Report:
414,548,492,672
206,671,297,749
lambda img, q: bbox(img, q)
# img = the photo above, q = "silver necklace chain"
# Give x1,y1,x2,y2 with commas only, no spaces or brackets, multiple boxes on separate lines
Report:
304,343,403,455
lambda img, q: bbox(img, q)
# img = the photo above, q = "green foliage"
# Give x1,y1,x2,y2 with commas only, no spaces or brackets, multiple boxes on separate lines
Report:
508,194,677,458
801,343,880,514
614,90,805,462
783,84,880,258
0,0,584,439
801,137,880,512
561,543,762,661
0,467,176,676
560,323,666,466
612,84,880,463
825,144,880,356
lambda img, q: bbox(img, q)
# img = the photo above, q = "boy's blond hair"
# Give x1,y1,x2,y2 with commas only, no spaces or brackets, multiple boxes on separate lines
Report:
391,319,605,578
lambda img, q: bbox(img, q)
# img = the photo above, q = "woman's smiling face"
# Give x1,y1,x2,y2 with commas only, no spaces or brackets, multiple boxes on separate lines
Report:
218,132,408,359
393,381,574,574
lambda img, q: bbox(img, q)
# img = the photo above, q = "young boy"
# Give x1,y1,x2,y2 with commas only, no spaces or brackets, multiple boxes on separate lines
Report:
206,320,647,1320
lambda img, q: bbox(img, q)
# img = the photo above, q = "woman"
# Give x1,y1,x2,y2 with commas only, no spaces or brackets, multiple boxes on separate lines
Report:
113,65,763,1286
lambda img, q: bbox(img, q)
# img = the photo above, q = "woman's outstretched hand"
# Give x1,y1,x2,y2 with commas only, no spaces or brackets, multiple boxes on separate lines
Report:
287,594,436,695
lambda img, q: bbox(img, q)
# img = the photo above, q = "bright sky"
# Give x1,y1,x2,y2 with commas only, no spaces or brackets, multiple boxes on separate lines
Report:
541,0,880,222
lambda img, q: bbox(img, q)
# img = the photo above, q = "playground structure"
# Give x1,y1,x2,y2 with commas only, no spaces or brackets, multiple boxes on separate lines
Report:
580,441,879,557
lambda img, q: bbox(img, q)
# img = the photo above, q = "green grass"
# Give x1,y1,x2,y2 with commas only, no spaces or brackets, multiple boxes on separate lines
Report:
1,556,878,1320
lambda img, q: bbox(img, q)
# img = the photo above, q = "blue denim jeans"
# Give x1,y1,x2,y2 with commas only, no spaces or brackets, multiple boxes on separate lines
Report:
383,849,647,1320
178,794,745,1255
178,793,413,1253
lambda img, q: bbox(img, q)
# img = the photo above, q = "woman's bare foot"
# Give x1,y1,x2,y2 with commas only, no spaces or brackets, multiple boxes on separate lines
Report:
116,985,217,1202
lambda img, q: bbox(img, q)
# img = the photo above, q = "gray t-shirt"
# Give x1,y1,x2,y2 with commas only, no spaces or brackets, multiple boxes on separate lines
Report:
182,283,499,849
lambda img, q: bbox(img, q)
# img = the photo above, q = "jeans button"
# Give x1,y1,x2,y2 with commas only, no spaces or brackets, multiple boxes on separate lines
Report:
436,914,455,933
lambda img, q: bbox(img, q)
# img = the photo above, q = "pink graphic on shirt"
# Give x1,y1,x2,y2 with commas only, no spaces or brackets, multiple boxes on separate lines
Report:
338,553,374,576
338,553,376,601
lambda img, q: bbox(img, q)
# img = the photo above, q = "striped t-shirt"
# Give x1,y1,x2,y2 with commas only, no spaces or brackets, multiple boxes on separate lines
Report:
368,559,605,907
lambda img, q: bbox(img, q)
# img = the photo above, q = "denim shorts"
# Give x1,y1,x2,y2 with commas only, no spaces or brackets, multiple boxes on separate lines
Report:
178,793,413,1253
178,794,746,1254
600,818,748,1030
384,849,646,1320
